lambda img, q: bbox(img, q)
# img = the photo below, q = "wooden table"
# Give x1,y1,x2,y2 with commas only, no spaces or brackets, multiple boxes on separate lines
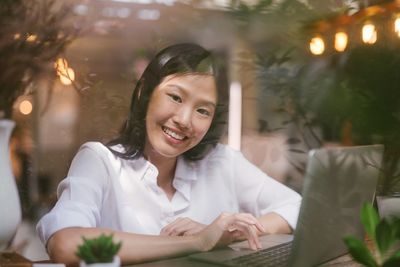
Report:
126,253,363,267
0,251,32,267
1,250,363,267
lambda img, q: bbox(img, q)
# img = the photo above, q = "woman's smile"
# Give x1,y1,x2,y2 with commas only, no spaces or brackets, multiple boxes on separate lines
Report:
162,126,187,142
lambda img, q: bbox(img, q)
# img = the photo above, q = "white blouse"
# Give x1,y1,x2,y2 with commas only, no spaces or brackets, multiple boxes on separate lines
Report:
37,142,301,245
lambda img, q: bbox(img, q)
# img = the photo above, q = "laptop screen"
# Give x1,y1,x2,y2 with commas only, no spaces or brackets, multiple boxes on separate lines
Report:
289,145,383,267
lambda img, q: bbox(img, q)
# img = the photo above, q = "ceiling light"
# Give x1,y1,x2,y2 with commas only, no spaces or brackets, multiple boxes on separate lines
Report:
309,36,325,55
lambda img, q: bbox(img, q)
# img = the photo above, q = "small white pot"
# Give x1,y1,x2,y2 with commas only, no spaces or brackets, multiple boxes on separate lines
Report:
80,256,120,267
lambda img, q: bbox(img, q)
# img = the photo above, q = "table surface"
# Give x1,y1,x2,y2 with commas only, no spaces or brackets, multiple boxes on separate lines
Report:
126,253,362,267
1,242,364,267
0,251,362,267
127,236,364,267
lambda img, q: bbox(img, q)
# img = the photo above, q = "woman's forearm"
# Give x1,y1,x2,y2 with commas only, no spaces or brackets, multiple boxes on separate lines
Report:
47,213,264,266
47,227,201,266
257,212,292,235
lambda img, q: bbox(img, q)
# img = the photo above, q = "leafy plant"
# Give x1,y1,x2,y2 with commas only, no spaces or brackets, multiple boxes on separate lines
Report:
228,0,400,195
343,203,400,267
76,234,122,264
0,0,79,119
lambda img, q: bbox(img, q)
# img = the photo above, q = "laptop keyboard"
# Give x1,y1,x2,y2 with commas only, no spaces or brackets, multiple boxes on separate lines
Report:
222,241,292,267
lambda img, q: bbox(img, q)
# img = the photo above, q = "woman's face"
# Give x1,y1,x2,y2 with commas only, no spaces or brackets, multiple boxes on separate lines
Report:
144,74,217,160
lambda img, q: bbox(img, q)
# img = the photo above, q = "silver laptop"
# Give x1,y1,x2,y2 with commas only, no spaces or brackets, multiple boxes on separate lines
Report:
190,145,383,267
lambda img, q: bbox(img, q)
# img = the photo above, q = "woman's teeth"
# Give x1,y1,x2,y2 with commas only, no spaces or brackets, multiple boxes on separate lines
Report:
163,127,185,140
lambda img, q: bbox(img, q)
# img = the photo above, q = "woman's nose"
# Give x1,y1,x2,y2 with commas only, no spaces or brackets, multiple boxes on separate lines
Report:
173,106,192,129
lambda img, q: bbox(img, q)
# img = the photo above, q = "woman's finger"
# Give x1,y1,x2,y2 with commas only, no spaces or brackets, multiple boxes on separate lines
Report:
233,213,266,234
182,225,205,236
160,217,205,236
220,214,263,250
194,212,264,251
160,217,185,236
230,221,262,250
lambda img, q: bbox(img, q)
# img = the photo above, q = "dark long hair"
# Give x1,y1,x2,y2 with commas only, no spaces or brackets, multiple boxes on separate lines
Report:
107,43,229,161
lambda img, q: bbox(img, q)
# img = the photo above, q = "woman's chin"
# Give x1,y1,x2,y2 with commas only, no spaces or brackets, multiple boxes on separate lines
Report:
150,144,188,159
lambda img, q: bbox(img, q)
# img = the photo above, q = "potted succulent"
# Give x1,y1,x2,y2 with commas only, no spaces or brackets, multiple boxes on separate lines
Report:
76,234,122,267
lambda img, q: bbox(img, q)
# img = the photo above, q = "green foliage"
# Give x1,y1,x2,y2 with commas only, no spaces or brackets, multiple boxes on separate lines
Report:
308,46,400,195
0,0,79,118
256,42,400,195
361,203,379,239
76,234,122,264
343,236,378,267
234,0,400,195
343,203,400,266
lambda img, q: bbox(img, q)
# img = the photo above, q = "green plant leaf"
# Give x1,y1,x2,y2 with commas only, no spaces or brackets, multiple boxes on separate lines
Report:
376,218,397,255
343,236,378,267
360,203,379,240
382,251,400,267
75,234,122,263
394,218,400,239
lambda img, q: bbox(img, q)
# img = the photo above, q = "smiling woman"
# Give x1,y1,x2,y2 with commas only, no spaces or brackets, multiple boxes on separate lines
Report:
36,43,301,266
107,43,228,161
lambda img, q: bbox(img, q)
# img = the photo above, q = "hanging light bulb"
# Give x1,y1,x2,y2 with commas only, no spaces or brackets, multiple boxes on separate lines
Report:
59,68,75,85
55,58,75,85
362,22,377,44
309,36,325,55
395,16,400,37
334,31,348,52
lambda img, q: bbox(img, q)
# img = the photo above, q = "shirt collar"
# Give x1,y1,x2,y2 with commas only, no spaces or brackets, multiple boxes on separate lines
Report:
175,156,197,182
129,156,154,180
170,157,197,204
134,155,197,203
127,157,159,193
110,144,157,184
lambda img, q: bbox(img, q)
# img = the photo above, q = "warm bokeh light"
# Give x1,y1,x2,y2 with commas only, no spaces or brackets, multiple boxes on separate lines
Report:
26,34,37,42
334,31,348,52
19,100,33,115
59,68,75,85
55,58,75,85
362,23,377,44
309,36,325,55
395,16,400,37
55,58,68,73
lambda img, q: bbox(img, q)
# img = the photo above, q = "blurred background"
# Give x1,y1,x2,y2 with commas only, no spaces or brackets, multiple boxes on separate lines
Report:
1,0,400,261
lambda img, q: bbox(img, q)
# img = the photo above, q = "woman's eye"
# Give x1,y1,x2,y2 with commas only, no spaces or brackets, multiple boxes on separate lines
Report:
197,108,211,116
168,94,182,103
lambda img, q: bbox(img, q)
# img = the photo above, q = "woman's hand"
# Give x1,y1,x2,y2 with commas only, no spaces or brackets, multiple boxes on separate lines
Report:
196,213,266,252
160,217,206,236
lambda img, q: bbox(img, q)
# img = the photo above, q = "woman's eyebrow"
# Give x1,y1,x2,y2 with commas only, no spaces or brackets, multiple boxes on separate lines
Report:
202,101,217,109
166,84,216,108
